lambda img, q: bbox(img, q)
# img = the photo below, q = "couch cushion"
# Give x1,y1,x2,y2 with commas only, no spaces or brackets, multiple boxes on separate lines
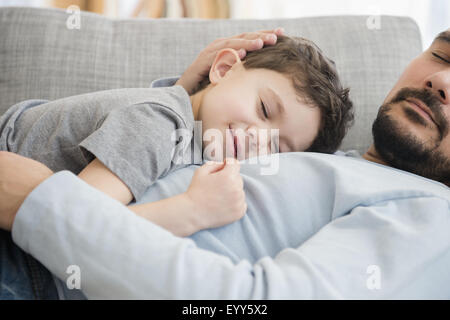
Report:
0,7,422,153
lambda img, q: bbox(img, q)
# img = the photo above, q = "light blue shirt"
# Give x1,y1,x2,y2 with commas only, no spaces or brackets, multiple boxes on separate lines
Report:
12,151,450,299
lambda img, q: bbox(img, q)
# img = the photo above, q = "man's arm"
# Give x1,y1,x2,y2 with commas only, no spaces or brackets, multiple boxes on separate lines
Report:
0,151,53,231
77,158,201,236
11,170,450,299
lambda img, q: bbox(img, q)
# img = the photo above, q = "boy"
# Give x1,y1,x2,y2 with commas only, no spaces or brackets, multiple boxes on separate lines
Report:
0,35,353,236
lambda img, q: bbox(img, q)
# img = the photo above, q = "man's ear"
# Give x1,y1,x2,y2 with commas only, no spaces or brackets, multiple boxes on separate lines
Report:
209,48,242,85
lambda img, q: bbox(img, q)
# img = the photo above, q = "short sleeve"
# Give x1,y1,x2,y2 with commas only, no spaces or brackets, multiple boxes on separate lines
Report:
150,77,179,88
79,101,192,202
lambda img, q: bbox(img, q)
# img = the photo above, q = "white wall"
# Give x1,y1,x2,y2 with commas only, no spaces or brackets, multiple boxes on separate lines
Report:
0,0,43,6
230,0,449,49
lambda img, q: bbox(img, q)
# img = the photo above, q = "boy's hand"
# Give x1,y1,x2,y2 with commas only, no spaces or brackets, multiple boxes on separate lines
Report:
176,28,285,94
0,151,54,231
184,158,247,230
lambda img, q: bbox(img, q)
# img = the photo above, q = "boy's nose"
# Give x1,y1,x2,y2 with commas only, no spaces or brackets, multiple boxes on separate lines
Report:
245,126,278,155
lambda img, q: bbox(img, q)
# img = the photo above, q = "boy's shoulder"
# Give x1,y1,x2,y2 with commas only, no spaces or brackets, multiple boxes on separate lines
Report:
145,85,189,107
141,85,193,123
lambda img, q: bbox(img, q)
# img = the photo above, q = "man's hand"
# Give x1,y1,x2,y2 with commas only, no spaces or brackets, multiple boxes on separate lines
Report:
0,151,53,231
176,28,285,94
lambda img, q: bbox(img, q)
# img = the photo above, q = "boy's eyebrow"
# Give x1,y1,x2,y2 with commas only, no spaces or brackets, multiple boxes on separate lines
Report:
266,87,285,116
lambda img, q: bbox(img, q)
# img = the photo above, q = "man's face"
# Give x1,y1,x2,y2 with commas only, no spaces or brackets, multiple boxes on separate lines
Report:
372,30,450,183
196,59,321,161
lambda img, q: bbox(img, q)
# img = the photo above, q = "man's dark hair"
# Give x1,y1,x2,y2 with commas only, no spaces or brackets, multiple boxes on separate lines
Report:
434,29,450,43
193,35,354,154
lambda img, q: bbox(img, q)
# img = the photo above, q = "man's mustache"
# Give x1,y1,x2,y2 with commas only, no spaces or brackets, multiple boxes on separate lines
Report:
389,87,448,138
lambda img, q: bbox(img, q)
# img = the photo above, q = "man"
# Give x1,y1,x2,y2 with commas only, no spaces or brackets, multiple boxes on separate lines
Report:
0,29,449,299
363,29,450,184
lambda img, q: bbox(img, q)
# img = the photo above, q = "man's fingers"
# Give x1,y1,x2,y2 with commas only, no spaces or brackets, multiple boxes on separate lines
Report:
258,27,285,35
236,28,285,39
210,38,264,54
237,48,246,59
0,152,54,231
236,31,276,41
211,30,284,51
273,27,285,35
235,33,277,46
206,28,285,63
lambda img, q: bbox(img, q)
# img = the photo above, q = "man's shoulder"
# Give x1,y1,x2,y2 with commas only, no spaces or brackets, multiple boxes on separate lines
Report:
334,149,362,158
284,152,450,201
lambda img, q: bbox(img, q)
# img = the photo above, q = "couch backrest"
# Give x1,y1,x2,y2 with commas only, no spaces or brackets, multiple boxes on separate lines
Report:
0,7,422,153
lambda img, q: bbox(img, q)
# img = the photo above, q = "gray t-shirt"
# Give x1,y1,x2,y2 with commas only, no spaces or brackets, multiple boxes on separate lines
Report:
0,86,196,201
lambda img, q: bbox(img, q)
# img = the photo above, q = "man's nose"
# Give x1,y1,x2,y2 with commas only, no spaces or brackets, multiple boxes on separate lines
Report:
424,71,450,106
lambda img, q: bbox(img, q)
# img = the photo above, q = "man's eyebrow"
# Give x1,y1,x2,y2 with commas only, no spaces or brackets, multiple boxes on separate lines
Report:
266,87,285,116
435,30,450,44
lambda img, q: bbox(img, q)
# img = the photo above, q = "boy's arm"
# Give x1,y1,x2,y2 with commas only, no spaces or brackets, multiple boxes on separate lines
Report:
79,157,199,236
130,158,246,237
78,158,133,205
128,195,199,237
78,157,246,237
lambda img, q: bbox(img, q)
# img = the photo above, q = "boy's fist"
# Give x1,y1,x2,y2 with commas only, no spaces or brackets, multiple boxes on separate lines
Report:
185,158,247,230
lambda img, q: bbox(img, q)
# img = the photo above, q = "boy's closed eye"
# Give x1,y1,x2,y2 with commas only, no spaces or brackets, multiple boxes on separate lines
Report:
260,100,269,119
258,97,288,153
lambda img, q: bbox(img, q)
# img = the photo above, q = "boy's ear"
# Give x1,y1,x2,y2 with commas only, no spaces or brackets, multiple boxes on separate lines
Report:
209,48,242,84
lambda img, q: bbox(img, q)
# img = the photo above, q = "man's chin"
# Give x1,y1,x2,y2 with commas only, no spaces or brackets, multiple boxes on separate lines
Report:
372,109,450,184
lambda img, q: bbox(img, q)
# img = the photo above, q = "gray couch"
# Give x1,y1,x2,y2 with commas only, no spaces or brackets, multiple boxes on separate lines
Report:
0,7,422,154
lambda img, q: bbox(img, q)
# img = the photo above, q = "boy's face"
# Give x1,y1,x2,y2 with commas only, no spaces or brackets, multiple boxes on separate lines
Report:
190,49,321,161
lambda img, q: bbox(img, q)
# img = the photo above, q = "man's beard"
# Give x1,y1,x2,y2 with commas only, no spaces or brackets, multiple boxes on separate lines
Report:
372,87,450,184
